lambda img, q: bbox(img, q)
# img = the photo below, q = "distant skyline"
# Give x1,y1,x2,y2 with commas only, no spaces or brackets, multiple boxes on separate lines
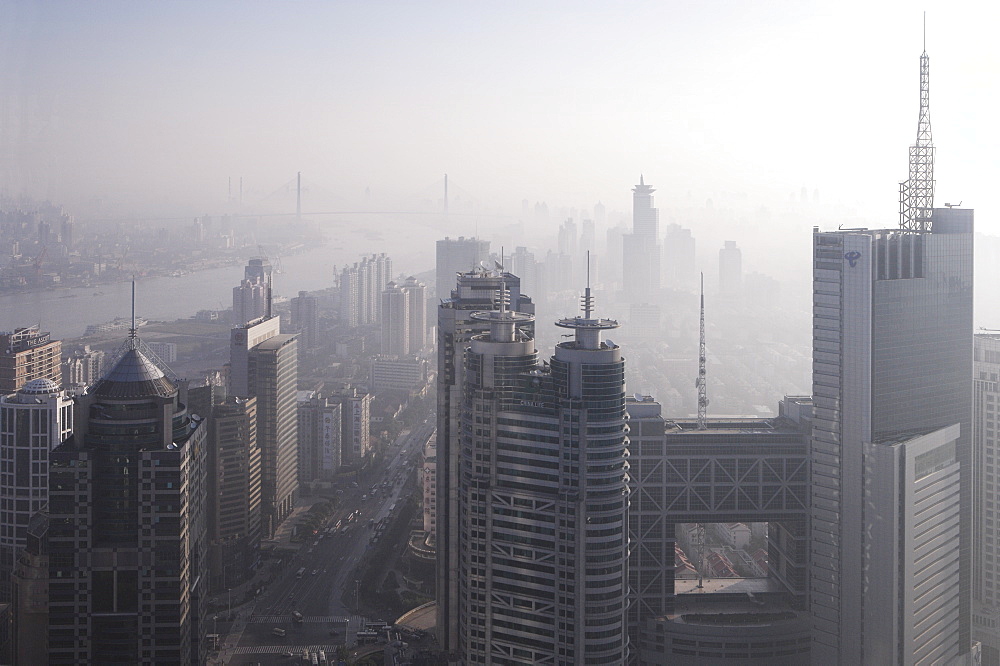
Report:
3,1,999,231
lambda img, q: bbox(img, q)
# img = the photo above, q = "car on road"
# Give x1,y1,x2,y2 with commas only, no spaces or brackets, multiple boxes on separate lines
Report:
312,569,318,575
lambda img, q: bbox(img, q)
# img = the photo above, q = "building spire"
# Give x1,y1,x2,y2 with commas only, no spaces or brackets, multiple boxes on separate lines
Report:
129,278,138,345
899,18,935,230
697,272,708,430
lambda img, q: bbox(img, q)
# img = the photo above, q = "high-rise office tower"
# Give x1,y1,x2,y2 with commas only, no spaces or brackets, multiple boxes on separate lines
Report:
19,333,209,664
381,281,410,356
718,240,742,297
290,290,319,351
436,268,533,653
456,284,629,664
339,387,372,464
199,392,262,593
339,264,360,328
248,333,299,538
402,276,427,354
664,223,696,291
233,257,273,327
297,392,342,482
622,176,661,301
0,379,73,601
809,41,974,664
809,210,973,663
436,236,490,299
973,334,1000,662
230,315,281,397
0,326,62,393
510,247,540,306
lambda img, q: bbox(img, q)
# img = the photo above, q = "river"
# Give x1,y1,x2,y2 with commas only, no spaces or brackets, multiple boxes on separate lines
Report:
0,225,437,340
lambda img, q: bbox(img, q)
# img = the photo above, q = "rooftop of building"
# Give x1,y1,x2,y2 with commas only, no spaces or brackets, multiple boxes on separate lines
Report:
92,346,176,399
252,333,297,351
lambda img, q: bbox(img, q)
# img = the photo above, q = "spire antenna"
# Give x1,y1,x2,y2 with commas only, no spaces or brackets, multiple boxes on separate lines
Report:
899,17,935,230
697,272,708,430
129,277,137,343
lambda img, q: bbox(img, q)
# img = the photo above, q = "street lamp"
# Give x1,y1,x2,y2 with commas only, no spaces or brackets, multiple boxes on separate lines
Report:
227,588,232,618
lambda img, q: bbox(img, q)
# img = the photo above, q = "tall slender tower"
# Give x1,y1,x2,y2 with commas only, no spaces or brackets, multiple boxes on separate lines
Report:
457,283,629,664
622,176,661,301
899,20,935,230
809,36,973,663
436,268,532,652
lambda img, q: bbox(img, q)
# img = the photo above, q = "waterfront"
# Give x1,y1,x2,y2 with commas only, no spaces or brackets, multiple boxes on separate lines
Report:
0,224,436,340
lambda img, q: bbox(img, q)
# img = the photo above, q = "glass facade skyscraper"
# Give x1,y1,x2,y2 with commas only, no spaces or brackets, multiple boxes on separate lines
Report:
457,289,630,664
809,208,973,663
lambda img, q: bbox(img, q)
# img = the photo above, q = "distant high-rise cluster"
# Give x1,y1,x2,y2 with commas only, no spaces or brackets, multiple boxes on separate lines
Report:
380,276,426,356
233,256,273,326
60,344,105,391
340,253,392,327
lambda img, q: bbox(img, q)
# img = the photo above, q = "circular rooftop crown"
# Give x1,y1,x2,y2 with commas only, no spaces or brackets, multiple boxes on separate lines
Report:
92,347,176,399
20,378,60,395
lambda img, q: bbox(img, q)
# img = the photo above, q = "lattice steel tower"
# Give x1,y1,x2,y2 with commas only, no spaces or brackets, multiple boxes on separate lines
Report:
899,20,935,230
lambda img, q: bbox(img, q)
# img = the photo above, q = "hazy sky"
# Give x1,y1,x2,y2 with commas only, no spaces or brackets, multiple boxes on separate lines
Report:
2,1,999,229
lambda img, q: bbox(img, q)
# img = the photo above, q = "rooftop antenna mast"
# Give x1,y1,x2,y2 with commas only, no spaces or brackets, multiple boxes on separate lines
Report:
583,250,594,319
697,272,708,429
129,277,137,345
899,12,935,230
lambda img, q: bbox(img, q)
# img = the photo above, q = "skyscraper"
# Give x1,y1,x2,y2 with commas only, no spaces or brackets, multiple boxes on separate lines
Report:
718,240,742,297
233,257,273,327
290,290,319,351
381,281,410,356
339,387,372,464
663,223,696,291
622,176,661,301
0,379,73,601
248,333,299,538
456,284,629,664
435,268,533,652
202,393,262,592
436,236,490,299
809,210,973,663
402,276,427,354
20,334,208,664
340,253,393,327
972,334,1000,661
297,392,342,482
0,326,62,393
809,40,974,663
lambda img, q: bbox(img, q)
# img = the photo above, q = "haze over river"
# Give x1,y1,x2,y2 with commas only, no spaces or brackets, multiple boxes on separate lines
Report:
0,220,437,340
